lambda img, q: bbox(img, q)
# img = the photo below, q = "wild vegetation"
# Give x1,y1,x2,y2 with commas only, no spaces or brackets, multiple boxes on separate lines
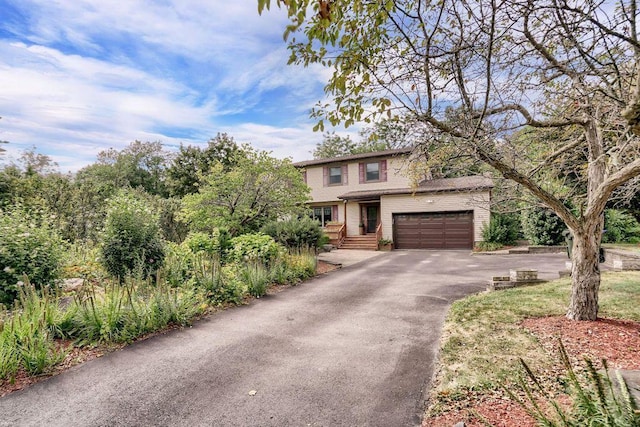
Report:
0,137,321,385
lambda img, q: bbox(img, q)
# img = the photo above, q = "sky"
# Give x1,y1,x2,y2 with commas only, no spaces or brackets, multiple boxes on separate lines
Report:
0,1,353,172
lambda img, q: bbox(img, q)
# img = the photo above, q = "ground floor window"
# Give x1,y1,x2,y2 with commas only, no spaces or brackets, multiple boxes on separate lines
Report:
311,205,336,227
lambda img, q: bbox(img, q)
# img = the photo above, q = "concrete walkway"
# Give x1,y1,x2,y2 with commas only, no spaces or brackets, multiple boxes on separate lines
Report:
317,248,384,267
0,251,569,427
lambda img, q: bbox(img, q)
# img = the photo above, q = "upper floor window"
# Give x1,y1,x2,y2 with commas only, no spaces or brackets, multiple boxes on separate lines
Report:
359,159,387,183
366,162,380,181
323,165,348,186
329,167,342,185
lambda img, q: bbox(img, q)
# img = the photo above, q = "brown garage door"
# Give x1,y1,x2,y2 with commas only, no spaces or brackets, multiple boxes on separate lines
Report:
393,211,474,249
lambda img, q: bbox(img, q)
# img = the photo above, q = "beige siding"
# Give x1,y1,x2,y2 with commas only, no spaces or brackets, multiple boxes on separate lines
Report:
345,202,361,236
304,157,411,203
380,191,491,243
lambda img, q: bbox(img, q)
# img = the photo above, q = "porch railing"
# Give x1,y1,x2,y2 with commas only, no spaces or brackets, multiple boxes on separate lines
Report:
375,222,383,245
324,222,346,247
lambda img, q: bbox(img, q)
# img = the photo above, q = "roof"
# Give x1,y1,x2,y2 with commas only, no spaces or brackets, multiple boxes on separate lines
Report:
337,175,494,201
293,147,413,168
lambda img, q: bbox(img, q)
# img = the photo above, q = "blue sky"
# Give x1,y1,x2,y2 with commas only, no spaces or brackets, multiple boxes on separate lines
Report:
0,1,353,172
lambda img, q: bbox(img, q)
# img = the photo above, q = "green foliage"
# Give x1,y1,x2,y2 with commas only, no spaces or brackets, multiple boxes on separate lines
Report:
100,191,165,281
603,210,640,244
191,256,245,305
94,141,170,197
0,206,65,305
227,233,283,264
0,283,69,379
239,263,269,298
182,229,231,258
261,217,324,249
475,241,504,252
71,279,203,344
482,213,519,245
506,341,640,427
179,146,310,236
167,133,243,197
521,207,567,246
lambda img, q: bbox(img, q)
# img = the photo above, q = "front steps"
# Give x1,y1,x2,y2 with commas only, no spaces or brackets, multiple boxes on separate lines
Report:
339,234,378,250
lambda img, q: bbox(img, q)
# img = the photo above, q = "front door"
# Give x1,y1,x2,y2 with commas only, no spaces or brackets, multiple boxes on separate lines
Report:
366,205,379,233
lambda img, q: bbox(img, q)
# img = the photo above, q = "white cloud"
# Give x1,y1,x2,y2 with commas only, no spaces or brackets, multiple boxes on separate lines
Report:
0,0,345,172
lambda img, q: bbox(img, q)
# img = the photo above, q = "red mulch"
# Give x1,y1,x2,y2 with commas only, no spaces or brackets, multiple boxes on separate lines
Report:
423,316,640,426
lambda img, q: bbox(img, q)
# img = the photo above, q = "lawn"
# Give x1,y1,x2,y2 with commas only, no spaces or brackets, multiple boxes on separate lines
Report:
425,271,640,425
603,243,640,253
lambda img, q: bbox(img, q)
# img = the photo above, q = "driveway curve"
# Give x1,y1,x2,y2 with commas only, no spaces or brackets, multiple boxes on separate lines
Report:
0,251,568,427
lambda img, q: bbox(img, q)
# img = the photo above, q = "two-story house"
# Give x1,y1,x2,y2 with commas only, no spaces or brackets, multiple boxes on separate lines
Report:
294,148,493,250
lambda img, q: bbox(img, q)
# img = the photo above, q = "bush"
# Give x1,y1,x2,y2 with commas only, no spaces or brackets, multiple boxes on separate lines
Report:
603,209,640,243
100,191,165,281
0,206,65,305
227,233,283,264
261,217,324,249
481,213,519,245
182,228,231,258
521,206,567,246
162,242,195,288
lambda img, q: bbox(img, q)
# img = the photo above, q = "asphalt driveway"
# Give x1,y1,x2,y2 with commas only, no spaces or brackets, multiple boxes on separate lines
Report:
0,251,568,427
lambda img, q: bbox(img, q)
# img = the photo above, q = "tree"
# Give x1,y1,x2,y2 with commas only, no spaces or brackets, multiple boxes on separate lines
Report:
94,140,170,196
312,122,399,159
179,146,310,236
167,133,243,197
312,132,357,158
259,0,640,320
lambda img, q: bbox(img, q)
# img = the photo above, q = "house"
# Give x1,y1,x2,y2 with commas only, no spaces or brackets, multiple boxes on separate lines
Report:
294,148,493,250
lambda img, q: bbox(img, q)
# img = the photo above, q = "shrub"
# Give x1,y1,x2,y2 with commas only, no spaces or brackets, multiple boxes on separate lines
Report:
603,209,640,243
521,206,567,246
189,255,244,305
162,242,195,288
227,233,283,264
0,206,65,305
100,191,165,281
182,228,231,259
481,213,519,245
261,217,324,249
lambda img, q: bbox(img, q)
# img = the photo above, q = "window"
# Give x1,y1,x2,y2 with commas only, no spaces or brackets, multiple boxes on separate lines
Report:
329,167,342,185
323,165,348,186
311,205,337,227
366,162,380,181
359,160,387,183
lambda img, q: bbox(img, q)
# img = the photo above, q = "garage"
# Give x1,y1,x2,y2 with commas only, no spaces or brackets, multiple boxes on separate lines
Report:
393,211,474,249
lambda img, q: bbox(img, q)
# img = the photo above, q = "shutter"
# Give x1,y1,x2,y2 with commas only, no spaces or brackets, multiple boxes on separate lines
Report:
332,205,338,222
323,167,328,187
342,164,348,185
359,162,365,183
381,160,387,182
303,170,307,184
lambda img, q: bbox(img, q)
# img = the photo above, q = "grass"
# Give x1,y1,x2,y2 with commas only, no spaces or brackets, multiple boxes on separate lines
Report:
434,271,640,399
602,243,640,253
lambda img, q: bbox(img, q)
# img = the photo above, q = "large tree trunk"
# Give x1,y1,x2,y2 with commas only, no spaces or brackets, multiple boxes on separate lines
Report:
566,231,601,320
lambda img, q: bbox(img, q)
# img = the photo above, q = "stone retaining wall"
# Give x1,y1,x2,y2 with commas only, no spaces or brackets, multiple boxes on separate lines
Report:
603,248,640,271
